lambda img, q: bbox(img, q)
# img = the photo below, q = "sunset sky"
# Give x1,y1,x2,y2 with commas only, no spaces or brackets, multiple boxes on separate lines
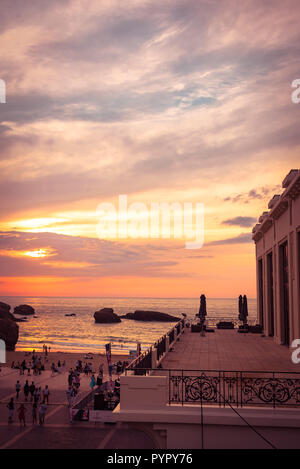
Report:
0,0,299,298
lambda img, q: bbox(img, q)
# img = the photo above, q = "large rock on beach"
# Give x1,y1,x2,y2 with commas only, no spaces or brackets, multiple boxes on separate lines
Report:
14,304,35,316
0,318,19,351
0,302,15,321
94,308,121,324
132,310,180,322
0,302,11,313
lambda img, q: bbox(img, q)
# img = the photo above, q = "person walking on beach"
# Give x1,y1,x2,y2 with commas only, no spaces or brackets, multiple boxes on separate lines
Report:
23,381,30,402
43,386,50,404
32,402,37,424
15,381,21,400
39,403,47,425
18,404,27,427
7,398,14,423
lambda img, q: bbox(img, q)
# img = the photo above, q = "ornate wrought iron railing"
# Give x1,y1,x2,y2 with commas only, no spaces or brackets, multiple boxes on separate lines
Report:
124,368,300,408
168,370,300,408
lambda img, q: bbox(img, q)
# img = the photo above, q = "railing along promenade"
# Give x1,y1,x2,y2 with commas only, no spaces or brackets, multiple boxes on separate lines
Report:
124,368,300,409
126,318,185,372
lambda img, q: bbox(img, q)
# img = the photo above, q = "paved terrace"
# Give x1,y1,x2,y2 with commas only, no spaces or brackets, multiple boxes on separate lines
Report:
162,327,300,373
0,367,154,449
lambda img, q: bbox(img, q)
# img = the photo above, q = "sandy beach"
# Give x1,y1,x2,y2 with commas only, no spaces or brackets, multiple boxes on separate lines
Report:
2,350,129,373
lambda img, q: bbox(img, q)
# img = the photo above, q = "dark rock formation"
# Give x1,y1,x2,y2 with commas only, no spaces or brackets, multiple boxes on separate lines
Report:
0,302,10,313
0,302,15,321
14,304,35,316
130,310,180,322
94,308,121,323
119,313,135,320
0,318,19,351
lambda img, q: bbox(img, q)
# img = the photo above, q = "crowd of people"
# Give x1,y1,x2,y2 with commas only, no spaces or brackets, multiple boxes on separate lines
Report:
5,347,130,426
7,380,50,427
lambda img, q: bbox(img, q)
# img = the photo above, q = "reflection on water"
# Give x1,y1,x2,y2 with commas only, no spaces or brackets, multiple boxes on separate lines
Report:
0,296,257,354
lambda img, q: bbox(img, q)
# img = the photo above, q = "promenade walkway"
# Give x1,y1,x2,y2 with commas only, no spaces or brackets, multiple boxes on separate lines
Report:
0,367,154,449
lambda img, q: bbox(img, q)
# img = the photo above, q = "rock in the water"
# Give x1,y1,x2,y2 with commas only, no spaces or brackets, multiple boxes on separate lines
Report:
0,303,15,321
132,310,180,322
94,308,121,323
0,318,19,351
14,304,35,316
119,313,135,320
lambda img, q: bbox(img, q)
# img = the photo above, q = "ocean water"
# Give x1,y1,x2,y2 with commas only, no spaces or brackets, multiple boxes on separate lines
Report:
0,297,257,355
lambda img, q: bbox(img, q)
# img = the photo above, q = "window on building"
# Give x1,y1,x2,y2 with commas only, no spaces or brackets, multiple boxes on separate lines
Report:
279,242,290,346
258,258,264,328
267,252,274,337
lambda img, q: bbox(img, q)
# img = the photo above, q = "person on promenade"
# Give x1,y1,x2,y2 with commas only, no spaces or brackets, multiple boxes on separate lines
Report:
96,372,102,387
34,387,41,404
24,381,30,402
90,374,96,390
43,385,50,404
75,373,81,390
68,370,73,387
29,382,35,402
84,363,89,377
32,402,37,424
66,387,73,407
51,362,57,376
18,404,27,427
15,381,21,400
39,403,47,425
7,398,14,423
20,360,26,375
37,359,42,375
